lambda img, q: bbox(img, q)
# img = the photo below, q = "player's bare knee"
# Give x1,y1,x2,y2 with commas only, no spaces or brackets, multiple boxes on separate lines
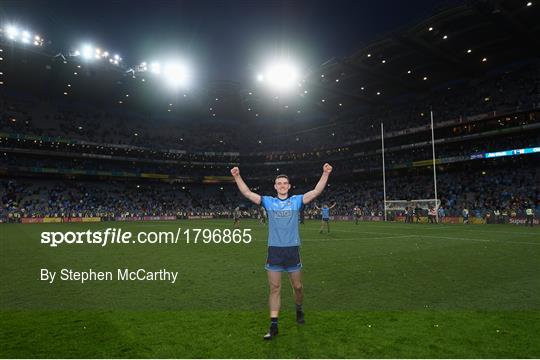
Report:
269,282,281,294
292,282,303,292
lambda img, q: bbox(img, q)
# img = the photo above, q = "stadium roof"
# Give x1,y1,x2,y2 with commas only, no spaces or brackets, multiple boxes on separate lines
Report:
1,0,539,118
303,0,540,108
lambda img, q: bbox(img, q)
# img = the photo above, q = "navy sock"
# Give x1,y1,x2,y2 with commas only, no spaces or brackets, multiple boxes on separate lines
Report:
296,304,303,312
270,317,278,327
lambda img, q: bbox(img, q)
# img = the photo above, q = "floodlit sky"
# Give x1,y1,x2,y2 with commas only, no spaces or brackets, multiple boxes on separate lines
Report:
1,0,461,83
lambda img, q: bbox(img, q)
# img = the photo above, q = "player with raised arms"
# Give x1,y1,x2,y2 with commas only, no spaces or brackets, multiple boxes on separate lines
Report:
231,163,333,340
314,202,336,233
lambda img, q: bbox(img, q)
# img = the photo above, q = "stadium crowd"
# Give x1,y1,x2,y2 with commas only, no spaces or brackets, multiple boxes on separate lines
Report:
1,62,539,154
2,160,538,222
1,60,538,225
2,127,538,181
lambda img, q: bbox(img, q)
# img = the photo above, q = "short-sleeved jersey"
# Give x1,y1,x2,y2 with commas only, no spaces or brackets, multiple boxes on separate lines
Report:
261,194,303,247
321,207,330,219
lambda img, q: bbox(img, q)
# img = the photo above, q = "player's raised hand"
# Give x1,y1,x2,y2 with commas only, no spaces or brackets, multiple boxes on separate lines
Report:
230,167,240,177
323,163,333,174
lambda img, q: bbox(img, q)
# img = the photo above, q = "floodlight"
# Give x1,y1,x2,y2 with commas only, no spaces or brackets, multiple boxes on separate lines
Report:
258,61,300,91
150,62,161,74
3,25,42,45
6,26,18,40
81,45,93,59
163,62,189,87
21,31,31,43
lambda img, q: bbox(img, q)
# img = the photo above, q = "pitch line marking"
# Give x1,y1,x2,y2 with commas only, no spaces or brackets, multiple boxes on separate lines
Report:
363,222,540,236
419,235,540,246
318,228,539,245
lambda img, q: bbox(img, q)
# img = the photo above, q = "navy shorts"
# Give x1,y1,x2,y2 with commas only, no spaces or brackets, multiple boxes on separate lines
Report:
265,246,302,272
322,217,329,222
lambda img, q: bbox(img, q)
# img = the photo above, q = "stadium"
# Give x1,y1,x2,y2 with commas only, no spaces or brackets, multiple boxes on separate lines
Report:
0,0,539,358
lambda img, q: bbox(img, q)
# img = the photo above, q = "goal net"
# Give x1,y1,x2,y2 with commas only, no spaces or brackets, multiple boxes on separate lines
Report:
385,199,440,219
385,199,440,210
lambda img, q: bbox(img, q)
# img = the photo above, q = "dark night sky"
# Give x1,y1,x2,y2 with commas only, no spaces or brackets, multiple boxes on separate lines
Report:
0,0,462,83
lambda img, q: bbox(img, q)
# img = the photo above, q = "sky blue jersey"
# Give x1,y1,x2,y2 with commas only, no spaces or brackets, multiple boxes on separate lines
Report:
261,194,304,247
322,207,330,218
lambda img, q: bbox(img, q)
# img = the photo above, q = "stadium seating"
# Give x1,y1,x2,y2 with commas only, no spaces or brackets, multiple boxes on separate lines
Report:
1,61,539,222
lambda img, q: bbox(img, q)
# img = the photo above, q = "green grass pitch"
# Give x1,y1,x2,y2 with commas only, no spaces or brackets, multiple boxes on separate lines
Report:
1,219,539,358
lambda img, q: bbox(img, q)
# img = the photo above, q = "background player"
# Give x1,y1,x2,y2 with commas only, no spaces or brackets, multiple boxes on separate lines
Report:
258,205,266,225
315,202,336,233
462,206,469,224
414,203,422,223
231,163,333,340
233,206,241,228
525,204,534,226
428,206,437,224
353,205,362,225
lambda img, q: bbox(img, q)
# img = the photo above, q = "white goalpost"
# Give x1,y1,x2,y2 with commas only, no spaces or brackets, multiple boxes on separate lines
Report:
381,123,387,221
430,108,439,222
381,108,440,221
